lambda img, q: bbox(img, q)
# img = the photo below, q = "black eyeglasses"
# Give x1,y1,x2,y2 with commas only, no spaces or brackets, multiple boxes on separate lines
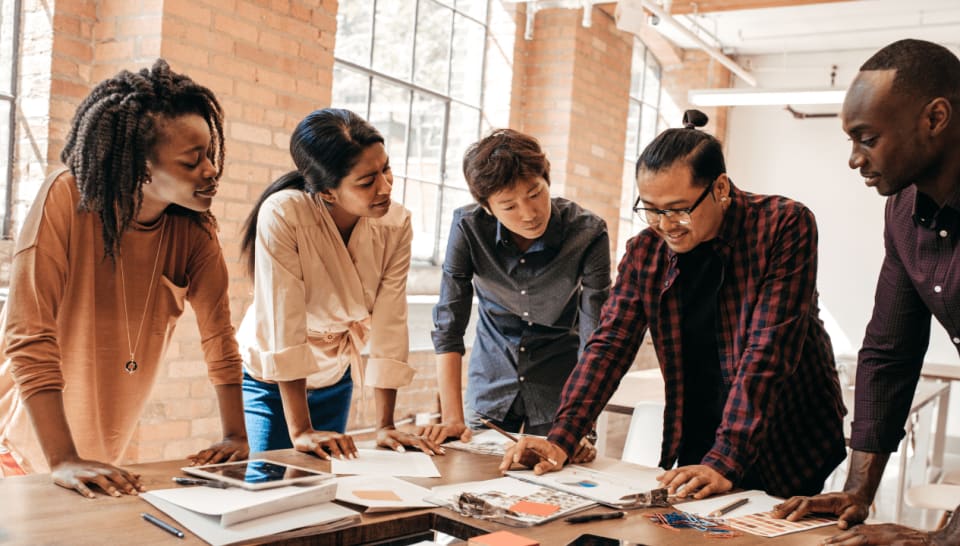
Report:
632,178,717,226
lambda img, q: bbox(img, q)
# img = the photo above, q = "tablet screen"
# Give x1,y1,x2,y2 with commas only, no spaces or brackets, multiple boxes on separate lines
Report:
200,460,323,485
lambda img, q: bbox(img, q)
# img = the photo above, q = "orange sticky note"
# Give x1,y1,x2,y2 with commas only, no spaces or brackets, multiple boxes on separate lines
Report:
352,489,402,501
468,530,540,546
507,500,560,517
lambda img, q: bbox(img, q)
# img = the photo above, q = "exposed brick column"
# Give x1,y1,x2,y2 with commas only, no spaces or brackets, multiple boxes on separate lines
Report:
514,6,633,253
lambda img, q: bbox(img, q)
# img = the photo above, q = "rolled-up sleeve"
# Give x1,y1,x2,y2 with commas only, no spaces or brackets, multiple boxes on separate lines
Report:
366,212,415,389
432,209,475,355
249,199,317,381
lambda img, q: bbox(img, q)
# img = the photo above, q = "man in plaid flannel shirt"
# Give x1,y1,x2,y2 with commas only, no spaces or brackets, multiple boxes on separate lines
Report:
501,109,847,500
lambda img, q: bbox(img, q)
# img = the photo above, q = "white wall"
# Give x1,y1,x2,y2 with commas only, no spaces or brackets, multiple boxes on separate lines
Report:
725,49,960,442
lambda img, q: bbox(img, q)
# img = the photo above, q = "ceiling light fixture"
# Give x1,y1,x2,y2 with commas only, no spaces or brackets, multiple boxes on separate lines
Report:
688,87,847,107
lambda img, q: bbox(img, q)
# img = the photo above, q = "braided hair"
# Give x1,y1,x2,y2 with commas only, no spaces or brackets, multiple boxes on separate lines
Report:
60,58,225,260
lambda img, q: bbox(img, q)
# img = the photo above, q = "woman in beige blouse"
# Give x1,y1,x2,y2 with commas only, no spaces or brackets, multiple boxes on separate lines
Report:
238,108,442,457
0,60,248,497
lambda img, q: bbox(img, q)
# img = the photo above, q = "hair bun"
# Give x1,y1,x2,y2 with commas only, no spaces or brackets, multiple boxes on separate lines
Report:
681,109,709,129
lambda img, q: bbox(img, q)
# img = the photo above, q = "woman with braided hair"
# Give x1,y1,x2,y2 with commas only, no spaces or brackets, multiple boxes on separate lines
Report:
0,59,248,498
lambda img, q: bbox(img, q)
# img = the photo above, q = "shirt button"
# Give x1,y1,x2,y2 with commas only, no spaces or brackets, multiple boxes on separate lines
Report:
523,311,529,316
520,347,526,352
663,281,670,287
519,376,525,382
953,337,960,344
520,290,526,295
935,285,943,293
520,258,526,264
940,230,949,238
527,321,533,326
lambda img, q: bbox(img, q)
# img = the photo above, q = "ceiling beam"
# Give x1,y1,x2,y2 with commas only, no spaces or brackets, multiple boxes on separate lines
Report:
667,0,849,15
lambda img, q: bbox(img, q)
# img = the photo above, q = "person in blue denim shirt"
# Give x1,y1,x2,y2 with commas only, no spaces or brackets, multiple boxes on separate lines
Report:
421,129,610,457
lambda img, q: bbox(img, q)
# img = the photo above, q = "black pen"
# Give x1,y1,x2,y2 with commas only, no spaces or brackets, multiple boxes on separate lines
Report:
565,511,626,524
141,512,185,539
172,476,229,489
709,497,750,518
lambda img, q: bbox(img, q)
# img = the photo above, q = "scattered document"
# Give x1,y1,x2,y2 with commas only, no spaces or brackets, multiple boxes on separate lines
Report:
444,429,545,457
142,486,359,546
426,476,595,527
676,490,835,537
506,461,664,509
143,481,336,526
331,448,441,478
335,475,434,512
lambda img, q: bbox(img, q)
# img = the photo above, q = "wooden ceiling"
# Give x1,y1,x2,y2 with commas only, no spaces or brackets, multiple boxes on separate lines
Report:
666,0,849,15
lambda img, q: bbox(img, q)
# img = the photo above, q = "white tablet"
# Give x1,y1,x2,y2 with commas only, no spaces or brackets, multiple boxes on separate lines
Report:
182,459,333,490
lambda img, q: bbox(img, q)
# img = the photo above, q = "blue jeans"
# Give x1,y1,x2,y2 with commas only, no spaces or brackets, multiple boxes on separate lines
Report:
242,369,353,452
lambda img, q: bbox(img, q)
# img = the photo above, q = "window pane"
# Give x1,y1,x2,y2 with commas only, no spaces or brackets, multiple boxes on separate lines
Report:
625,100,640,158
335,1,374,66
629,43,645,99
455,0,488,21
444,103,480,189
408,93,445,182
640,104,658,152
414,0,452,93
332,66,370,119
0,0,13,94
405,179,440,261
643,50,661,105
373,0,416,80
369,80,410,177
449,13,484,104
0,99,9,231
437,186,472,263
392,175,406,206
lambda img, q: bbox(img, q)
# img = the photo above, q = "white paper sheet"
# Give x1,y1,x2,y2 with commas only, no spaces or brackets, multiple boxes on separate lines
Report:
334,475,434,512
142,494,359,546
145,482,335,522
331,448,441,477
676,490,836,538
443,430,545,457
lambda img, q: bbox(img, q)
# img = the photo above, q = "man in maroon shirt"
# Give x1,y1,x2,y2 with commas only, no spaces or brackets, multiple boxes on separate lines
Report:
773,39,960,546
499,110,846,500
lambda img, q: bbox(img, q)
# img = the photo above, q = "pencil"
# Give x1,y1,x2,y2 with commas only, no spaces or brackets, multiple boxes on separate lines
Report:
708,497,750,518
480,418,559,466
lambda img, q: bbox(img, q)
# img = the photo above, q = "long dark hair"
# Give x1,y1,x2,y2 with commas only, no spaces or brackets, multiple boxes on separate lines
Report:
635,109,725,187
240,108,385,277
60,58,224,260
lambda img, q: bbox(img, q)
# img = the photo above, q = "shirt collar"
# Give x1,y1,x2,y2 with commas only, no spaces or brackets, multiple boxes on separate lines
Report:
912,184,960,229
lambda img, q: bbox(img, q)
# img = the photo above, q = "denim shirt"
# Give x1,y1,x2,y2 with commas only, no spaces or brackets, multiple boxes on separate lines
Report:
432,198,610,426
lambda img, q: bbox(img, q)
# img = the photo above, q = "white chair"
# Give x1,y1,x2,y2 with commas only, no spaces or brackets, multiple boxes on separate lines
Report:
905,484,960,529
621,401,665,467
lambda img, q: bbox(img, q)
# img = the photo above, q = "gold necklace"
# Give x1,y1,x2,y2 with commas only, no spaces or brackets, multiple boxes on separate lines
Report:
118,221,165,374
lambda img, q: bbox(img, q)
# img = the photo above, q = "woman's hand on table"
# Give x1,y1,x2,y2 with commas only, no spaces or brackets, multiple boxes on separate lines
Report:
292,430,358,460
187,435,249,466
51,458,145,499
377,426,446,456
418,421,472,444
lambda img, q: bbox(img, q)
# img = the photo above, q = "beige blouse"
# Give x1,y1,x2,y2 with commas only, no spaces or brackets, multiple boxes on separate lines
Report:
238,189,414,391
0,169,242,472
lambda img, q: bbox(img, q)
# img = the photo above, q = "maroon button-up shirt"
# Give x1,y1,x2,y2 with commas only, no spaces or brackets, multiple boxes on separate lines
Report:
548,185,847,497
853,184,960,452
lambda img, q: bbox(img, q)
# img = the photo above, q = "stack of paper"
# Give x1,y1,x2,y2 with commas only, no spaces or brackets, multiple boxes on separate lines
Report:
331,448,441,478
506,462,664,509
142,481,360,545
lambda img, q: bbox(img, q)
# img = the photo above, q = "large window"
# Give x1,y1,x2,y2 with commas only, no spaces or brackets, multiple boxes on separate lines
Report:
618,40,663,257
333,0,489,264
0,0,18,239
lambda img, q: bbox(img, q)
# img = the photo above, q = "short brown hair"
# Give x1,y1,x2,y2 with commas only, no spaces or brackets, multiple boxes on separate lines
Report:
462,128,550,205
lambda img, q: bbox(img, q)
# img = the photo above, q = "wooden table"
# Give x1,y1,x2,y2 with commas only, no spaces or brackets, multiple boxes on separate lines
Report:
599,368,951,523
0,449,841,545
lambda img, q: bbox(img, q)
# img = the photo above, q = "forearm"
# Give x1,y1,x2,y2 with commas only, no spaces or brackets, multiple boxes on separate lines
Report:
374,387,397,429
930,504,960,545
277,379,314,437
22,390,80,467
436,352,465,422
213,383,247,440
843,450,890,503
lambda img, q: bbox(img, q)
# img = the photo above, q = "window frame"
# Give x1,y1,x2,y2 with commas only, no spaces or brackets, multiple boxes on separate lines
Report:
0,0,20,239
332,0,490,265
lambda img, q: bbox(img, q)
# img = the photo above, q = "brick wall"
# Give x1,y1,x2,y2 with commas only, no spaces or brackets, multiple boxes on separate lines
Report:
6,0,718,465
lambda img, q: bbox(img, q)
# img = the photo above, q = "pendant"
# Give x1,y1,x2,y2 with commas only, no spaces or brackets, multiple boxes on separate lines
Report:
124,360,138,374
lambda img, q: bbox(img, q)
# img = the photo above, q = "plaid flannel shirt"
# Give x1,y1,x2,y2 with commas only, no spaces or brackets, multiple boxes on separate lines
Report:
548,185,847,497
